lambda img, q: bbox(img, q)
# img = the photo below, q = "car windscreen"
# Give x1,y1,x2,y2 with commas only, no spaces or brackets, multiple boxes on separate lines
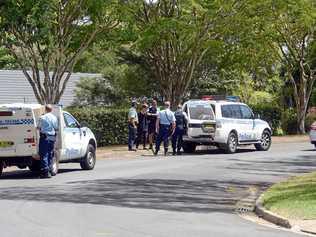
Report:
189,104,214,120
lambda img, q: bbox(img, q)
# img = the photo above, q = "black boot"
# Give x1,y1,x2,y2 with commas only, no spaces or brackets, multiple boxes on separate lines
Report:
164,148,168,156
172,149,176,156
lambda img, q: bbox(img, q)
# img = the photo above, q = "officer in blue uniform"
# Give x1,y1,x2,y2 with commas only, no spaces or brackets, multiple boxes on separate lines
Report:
37,104,58,178
172,104,187,155
154,101,176,156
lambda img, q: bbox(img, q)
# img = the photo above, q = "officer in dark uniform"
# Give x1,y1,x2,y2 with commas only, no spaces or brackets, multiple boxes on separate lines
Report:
147,99,159,150
172,104,187,155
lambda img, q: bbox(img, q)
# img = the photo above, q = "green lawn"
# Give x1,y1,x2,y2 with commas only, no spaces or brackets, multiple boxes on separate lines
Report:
262,172,316,220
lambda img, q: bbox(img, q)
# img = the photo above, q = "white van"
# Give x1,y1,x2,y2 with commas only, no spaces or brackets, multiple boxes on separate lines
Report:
182,100,216,153
0,104,97,177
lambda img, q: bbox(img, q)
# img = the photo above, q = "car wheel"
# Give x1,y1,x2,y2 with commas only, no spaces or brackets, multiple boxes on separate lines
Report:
221,132,238,154
255,130,271,151
182,142,196,153
0,161,3,177
80,144,96,170
50,154,59,176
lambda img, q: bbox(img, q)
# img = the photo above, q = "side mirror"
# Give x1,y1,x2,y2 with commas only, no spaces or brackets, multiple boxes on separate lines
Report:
80,121,89,128
254,113,261,119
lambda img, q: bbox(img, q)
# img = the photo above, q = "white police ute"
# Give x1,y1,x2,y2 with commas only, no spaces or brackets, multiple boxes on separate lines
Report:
0,104,97,177
205,96,272,153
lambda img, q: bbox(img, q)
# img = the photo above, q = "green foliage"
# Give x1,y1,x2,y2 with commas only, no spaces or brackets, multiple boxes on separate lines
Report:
0,0,119,103
73,77,125,106
67,107,128,146
281,108,298,135
0,47,18,69
73,46,157,102
251,104,282,135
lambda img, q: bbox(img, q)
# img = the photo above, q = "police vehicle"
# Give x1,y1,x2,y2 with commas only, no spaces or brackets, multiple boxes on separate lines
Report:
0,104,97,177
204,96,272,153
182,100,216,153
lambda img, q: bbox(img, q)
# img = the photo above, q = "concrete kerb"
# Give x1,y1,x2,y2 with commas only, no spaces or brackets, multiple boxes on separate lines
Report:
254,194,316,235
254,194,292,229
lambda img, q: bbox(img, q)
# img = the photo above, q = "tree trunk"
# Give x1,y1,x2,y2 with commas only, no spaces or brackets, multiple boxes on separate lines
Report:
297,106,306,134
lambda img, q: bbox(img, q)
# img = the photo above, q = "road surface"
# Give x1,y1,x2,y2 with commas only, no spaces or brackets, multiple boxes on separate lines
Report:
0,141,315,237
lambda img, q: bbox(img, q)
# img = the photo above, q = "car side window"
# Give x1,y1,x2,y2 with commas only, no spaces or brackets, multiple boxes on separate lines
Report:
64,113,78,128
221,105,232,118
240,105,253,119
230,104,242,119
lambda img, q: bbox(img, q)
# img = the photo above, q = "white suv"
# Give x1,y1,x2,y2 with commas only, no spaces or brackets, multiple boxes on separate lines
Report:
208,100,272,153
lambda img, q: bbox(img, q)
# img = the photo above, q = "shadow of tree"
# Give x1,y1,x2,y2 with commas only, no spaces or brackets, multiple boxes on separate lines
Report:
226,155,316,177
0,178,271,213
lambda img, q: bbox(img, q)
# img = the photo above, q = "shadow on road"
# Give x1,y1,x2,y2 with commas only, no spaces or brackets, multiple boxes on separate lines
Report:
0,178,271,213
0,168,82,180
227,154,316,177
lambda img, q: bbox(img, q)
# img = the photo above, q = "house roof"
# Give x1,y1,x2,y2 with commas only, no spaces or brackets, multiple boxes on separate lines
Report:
0,70,101,106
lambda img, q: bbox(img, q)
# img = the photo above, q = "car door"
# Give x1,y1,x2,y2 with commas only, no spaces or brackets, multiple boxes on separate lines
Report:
239,105,256,141
63,112,82,159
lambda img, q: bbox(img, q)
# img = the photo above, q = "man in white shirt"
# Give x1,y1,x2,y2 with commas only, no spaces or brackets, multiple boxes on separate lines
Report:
154,101,176,156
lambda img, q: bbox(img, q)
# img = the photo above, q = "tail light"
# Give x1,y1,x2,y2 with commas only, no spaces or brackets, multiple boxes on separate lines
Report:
0,111,13,116
24,137,35,144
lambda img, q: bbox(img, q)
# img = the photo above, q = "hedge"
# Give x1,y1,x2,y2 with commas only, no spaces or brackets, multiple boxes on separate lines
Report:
67,105,311,147
66,107,128,146
250,104,282,135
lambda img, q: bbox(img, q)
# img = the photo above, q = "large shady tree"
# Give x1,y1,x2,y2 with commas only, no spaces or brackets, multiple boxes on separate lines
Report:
244,0,316,133
0,0,118,104
122,0,239,107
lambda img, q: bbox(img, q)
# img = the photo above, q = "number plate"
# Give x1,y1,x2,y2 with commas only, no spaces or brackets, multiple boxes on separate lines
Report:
204,124,214,128
0,141,14,148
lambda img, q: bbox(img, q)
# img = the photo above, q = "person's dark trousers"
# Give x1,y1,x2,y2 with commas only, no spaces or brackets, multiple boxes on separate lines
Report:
155,124,170,154
172,128,184,154
136,130,148,149
128,124,137,150
39,136,55,176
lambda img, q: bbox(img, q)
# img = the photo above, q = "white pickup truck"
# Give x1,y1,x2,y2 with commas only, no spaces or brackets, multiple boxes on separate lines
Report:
0,104,97,177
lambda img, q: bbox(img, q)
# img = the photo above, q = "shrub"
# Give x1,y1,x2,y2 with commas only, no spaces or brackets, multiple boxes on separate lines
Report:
250,104,282,135
66,106,128,146
281,108,297,135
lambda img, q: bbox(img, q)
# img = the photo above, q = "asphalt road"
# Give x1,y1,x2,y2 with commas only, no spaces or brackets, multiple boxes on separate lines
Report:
0,141,316,237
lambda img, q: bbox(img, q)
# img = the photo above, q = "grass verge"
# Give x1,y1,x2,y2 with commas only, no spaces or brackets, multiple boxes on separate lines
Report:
262,171,316,220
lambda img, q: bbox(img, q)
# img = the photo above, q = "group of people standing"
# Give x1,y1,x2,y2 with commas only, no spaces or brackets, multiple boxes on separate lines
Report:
128,99,187,156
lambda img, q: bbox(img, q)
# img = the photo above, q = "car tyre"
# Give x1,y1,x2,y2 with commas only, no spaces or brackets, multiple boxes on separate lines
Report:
29,160,41,174
221,132,238,154
255,130,271,151
0,161,3,177
80,144,96,170
182,142,196,153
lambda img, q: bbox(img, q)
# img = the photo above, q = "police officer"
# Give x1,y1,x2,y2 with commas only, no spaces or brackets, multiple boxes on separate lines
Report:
37,104,58,179
154,101,176,156
147,99,159,150
128,101,138,151
172,104,187,155
136,103,149,150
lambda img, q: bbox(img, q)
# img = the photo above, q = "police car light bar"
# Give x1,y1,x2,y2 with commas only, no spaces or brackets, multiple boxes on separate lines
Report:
202,95,240,102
